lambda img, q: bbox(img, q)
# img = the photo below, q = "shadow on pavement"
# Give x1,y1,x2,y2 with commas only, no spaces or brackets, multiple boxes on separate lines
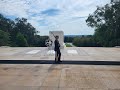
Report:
0,60,120,65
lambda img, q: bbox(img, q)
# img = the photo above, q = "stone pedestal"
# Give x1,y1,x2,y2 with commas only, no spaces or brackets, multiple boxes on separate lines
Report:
49,31,64,49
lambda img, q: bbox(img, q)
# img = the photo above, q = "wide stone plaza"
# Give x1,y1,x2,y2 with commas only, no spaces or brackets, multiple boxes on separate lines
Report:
0,47,120,90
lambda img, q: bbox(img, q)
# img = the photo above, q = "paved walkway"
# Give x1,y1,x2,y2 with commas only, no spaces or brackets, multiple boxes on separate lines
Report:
0,47,120,90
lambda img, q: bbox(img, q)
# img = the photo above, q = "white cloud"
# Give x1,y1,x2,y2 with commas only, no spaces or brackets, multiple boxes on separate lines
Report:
0,0,110,35
0,0,30,18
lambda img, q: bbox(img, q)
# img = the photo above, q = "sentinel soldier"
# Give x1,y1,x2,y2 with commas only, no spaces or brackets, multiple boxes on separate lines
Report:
54,36,62,62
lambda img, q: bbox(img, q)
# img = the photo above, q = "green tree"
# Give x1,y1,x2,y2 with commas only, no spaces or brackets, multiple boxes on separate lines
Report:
0,30,10,46
16,33,28,47
14,18,37,46
0,13,48,47
86,0,120,47
33,35,48,47
0,14,15,33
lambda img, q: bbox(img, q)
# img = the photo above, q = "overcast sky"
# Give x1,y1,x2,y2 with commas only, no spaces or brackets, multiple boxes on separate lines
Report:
0,0,110,35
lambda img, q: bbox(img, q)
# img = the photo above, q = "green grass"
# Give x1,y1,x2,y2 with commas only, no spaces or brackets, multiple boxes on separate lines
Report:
65,43,72,47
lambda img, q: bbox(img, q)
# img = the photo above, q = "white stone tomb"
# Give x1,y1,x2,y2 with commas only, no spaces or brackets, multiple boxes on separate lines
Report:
49,31,64,49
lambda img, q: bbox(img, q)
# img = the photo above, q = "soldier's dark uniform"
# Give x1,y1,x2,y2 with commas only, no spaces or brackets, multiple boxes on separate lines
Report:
54,39,61,62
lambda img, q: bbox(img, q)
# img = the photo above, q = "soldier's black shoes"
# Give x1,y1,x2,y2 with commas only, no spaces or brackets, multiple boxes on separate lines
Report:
58,60,62,62
55,60,62,63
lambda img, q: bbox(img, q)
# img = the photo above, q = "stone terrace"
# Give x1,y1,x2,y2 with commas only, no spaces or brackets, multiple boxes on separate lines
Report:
0,47,120,90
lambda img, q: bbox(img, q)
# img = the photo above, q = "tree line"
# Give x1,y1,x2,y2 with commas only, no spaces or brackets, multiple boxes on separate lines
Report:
64,36,74,42
64,35,100,47
72,35,101,47
0,14,48,47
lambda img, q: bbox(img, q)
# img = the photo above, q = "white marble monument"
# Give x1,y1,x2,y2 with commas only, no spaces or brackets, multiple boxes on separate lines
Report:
49,31,64,49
